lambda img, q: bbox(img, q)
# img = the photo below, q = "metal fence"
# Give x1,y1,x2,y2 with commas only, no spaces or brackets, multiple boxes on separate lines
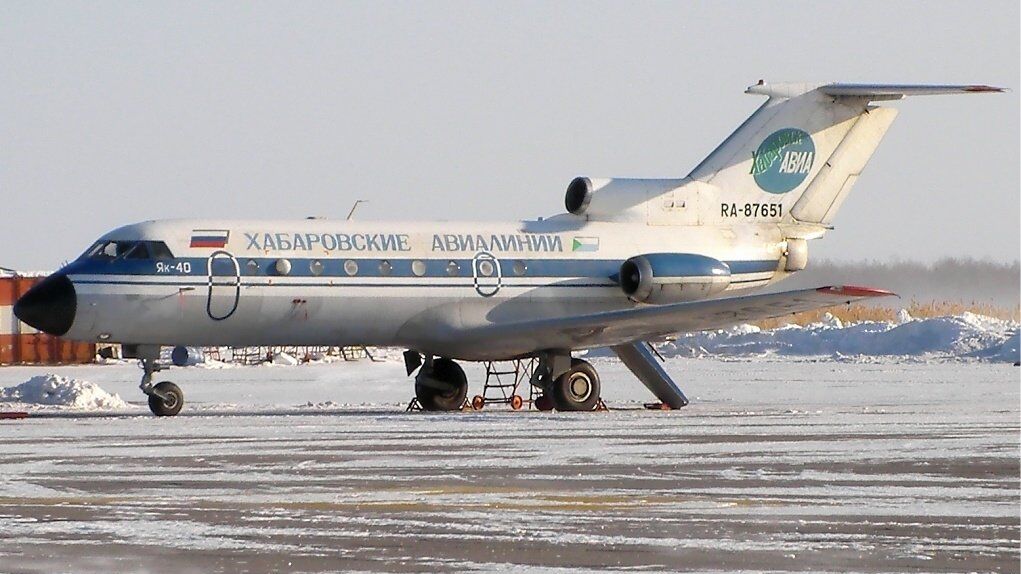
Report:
183,345,382,365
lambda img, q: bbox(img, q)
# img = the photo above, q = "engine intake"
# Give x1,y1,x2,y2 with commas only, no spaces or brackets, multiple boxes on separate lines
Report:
565,177,594,215
565,177,683,222
620,253,731,304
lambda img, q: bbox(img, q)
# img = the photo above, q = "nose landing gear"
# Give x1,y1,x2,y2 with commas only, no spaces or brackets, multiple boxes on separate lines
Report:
147,381,184,417
130,345,185,417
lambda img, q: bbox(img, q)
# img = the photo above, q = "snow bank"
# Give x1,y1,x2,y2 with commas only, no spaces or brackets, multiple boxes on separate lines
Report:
658,312,1020,363
0,374,129,409
272,352,299,366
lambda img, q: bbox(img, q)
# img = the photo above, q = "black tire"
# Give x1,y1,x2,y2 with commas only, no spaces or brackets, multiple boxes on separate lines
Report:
552,359,600,411
533,394,556,411
415,358,468,411
148,381,184,417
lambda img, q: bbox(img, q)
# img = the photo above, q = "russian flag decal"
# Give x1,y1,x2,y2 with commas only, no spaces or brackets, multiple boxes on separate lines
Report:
190,229,230,248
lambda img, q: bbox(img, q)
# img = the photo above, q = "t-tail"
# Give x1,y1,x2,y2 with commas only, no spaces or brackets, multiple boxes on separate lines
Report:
563,82,1003,230
688,82,1005,226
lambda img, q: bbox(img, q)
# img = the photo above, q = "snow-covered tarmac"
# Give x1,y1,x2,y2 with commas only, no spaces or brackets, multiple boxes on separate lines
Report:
0,358,1018,573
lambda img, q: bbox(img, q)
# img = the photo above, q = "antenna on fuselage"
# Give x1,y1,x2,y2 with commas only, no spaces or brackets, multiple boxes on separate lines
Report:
346,200,368,221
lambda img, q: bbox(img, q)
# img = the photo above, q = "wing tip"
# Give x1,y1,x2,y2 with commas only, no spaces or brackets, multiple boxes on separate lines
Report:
817,285,897,298
963,85,1007,93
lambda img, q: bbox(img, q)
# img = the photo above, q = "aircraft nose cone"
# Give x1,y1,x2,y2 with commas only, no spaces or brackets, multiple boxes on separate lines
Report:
13,273,76,337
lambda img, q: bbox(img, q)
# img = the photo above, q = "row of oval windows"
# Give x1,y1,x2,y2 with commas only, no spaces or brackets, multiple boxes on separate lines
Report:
244,258,528,277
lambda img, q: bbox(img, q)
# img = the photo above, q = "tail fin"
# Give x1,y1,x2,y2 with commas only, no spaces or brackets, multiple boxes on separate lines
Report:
689,82,1003,225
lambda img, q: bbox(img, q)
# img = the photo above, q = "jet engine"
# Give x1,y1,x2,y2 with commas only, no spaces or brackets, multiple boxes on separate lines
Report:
619,253,731,304
565,177,682,222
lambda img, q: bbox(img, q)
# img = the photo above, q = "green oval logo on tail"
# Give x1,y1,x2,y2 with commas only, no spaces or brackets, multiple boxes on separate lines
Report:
750,128,815,194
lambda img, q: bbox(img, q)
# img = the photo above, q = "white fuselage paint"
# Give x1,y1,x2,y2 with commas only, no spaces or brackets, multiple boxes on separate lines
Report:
63,217,788,360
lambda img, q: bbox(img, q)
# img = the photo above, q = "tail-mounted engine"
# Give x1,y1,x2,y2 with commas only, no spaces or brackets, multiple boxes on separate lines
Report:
566,177,684,223
619,253,731,304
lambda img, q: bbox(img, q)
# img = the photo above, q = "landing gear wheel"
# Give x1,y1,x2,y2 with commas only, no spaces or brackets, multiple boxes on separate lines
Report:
510,395,524,410
148,381,184,417
533,394,556,411
415,358,468,411
552,359,600,411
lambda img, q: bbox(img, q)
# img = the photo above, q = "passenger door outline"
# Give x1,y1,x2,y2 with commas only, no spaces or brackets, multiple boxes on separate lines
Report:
472,251,502,297
206,250,241,320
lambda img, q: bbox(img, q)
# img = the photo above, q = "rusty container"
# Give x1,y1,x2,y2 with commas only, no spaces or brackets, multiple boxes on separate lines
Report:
0,274,96,365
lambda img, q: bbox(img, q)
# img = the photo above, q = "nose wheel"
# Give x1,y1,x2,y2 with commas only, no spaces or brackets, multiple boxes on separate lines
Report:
148,381,184,417
137,349,185,417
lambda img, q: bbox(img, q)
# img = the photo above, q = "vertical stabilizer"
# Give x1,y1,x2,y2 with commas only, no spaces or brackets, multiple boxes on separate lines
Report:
687,82,1003,225
789,107,897,224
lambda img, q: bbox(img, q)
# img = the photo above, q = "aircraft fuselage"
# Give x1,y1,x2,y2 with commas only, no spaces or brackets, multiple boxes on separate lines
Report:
56,217,785,360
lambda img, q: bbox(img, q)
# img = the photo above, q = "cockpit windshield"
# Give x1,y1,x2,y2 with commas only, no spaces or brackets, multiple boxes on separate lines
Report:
81,240,175,261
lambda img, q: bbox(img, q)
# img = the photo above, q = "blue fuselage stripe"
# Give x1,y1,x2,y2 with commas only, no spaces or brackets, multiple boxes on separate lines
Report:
62,257,778,280
72,280,618,289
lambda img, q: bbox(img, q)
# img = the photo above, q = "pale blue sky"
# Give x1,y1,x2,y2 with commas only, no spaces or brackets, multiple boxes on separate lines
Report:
2,1,1018,269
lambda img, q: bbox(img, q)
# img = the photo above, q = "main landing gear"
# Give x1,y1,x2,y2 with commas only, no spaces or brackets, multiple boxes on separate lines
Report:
531,356,602,412
412,356,469,411
405,351,603,412
129,345,185,417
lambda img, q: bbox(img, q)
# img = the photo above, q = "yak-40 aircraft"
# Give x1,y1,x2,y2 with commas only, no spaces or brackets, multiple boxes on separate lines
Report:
14,81,1002,416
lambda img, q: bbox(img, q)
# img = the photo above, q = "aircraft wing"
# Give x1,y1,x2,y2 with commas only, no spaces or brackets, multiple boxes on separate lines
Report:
464,286,895,352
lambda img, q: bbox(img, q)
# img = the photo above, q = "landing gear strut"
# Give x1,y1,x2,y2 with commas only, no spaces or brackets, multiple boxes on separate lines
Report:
135,347,184,417
414,357,468,411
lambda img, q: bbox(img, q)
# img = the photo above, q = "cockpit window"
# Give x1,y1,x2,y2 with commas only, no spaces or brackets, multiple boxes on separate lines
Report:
83,241,123,260
122,242,150,260
82,240,175,261
148,241,175,259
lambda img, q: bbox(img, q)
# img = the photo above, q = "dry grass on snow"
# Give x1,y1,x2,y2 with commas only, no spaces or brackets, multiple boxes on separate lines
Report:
756,300,1020,330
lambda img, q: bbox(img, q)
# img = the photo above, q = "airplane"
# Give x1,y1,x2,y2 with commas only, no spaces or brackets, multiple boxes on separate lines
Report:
13,81,1003,416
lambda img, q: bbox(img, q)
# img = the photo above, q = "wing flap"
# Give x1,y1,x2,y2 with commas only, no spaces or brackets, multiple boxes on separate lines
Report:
463,285,895,353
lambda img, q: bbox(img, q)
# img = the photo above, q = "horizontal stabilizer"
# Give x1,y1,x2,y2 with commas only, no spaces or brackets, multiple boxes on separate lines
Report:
820,83,1006,99
745,81,1006,100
